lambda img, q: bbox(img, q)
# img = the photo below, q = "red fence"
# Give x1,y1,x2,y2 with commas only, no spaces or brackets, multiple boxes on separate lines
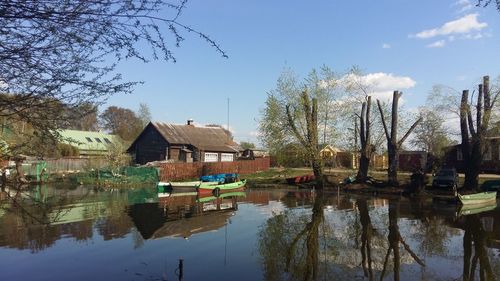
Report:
159,157,270,181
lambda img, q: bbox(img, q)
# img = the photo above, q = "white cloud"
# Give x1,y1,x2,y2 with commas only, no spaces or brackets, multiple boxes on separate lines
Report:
427,40,446,48
340,72,416,102
454,0,473,13
382,43,391,49
413,13,487,39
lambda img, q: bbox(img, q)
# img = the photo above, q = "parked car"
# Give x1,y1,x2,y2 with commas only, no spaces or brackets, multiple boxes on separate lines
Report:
432,168,458,189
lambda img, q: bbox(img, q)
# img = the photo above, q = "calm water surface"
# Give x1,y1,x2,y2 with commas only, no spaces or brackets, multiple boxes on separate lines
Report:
0,185,499,281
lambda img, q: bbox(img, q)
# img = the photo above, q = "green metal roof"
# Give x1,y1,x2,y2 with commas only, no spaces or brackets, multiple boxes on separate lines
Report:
58,129,118,153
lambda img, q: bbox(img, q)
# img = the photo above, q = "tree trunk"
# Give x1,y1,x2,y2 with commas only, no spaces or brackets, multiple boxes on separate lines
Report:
286,91,324,189
377,92,421,186
460,76,496,191
387,142,399,186
357,97,372,182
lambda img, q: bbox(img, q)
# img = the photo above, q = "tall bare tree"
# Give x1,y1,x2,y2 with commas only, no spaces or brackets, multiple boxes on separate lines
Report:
377,91,422,186
356,96,373,182
460,76,498,190
286,91,323,187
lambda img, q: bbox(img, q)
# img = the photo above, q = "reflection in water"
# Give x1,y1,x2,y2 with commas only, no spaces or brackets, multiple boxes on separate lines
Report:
357,198,374,280
258,190,331,281
380,200,426,281
130,191,244,240
0,185,499,281
462,214,495,281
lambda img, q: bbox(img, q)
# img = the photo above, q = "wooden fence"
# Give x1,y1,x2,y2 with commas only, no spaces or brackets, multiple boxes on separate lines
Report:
159,157,270,181
44,158,108,174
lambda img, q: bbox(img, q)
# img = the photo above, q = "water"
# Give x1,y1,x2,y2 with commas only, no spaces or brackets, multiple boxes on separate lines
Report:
0,185,499,281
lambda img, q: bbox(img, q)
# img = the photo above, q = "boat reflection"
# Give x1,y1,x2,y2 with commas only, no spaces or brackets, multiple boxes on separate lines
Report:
128,190,246,240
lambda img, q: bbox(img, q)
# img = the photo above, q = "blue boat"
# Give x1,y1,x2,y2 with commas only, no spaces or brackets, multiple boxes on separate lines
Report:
200,173,238,183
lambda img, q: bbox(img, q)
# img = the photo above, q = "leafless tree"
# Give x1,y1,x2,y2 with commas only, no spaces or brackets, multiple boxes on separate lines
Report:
0,0,225,155
377,91,422,186
460,76,499,190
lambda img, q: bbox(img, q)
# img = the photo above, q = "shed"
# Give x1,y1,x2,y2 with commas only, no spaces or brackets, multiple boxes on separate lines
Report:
127,121,240,165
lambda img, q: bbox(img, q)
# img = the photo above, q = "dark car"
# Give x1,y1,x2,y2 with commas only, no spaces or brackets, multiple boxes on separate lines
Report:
432,168,458,189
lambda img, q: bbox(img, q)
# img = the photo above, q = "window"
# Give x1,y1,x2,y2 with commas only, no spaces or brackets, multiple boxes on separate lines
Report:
95,138,102,143
221,153,234,162
103,138,112,144
204,152,218,162
457,149,463,161
85,137,93,143
484,144,492,161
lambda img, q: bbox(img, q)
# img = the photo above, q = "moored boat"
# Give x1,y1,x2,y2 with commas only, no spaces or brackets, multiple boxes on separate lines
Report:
197,191,247,203
457,191,497,205
157,181,218,193
286,174,315,185
200,173,238,183
198,179,247,196
458,201,497,216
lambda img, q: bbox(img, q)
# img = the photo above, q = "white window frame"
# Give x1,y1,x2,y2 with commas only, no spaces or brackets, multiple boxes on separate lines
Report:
221,153,234,162
204,152,218,162
457,149,463,161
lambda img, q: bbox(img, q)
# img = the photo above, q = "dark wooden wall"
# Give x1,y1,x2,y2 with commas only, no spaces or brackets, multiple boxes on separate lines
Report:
130,125,169,165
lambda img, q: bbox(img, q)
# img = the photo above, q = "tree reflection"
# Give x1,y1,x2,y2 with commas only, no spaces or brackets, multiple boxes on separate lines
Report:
462,214,494,281
258,190,329,281
357,199,374,281
380,200,425,281
0,185,133,252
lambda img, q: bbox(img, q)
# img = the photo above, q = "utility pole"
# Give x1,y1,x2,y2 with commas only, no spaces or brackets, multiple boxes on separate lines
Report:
227,98,230,131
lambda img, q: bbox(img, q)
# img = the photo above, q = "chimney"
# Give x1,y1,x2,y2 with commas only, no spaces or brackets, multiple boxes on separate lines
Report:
187,119,194,126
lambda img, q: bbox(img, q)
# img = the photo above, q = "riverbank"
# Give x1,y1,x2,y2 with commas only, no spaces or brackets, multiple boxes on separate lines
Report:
245,167,499,199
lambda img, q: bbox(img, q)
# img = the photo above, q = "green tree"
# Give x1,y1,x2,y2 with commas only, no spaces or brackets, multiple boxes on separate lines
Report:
100,106,143,142
259,67,340,169
239,141,256,150
411,107,455,157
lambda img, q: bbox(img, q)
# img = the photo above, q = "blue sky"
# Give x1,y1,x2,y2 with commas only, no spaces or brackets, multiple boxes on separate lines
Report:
105,0,500,144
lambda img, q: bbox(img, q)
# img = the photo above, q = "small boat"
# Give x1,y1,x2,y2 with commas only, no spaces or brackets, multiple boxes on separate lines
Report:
200,173,238,183
457,191,497,205
286,174,315,185
197,191,246,203
458,202,497,216
198,179,247,196
157,181,218,193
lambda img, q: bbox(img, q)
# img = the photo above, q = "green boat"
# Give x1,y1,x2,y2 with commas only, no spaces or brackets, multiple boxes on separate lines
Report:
197,191,247,203
198,179,247,195
458,202,497,216
457,191,497,205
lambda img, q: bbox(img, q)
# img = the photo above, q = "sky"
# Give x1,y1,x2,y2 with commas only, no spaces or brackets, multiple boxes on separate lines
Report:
104,0,500,145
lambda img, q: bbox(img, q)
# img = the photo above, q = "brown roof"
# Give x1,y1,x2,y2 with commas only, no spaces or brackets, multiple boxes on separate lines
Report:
152,122,239,153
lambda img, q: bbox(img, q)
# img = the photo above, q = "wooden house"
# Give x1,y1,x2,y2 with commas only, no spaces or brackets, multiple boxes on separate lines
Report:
398,151,428,172
127,121,240,165
444,136,500,173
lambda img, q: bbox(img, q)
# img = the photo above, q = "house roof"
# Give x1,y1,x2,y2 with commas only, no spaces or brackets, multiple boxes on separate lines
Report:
320,144,341,153
58,129,118,152
148,122,240,153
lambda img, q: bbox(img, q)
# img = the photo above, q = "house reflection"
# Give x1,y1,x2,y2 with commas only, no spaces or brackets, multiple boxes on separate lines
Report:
129,191,247,240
